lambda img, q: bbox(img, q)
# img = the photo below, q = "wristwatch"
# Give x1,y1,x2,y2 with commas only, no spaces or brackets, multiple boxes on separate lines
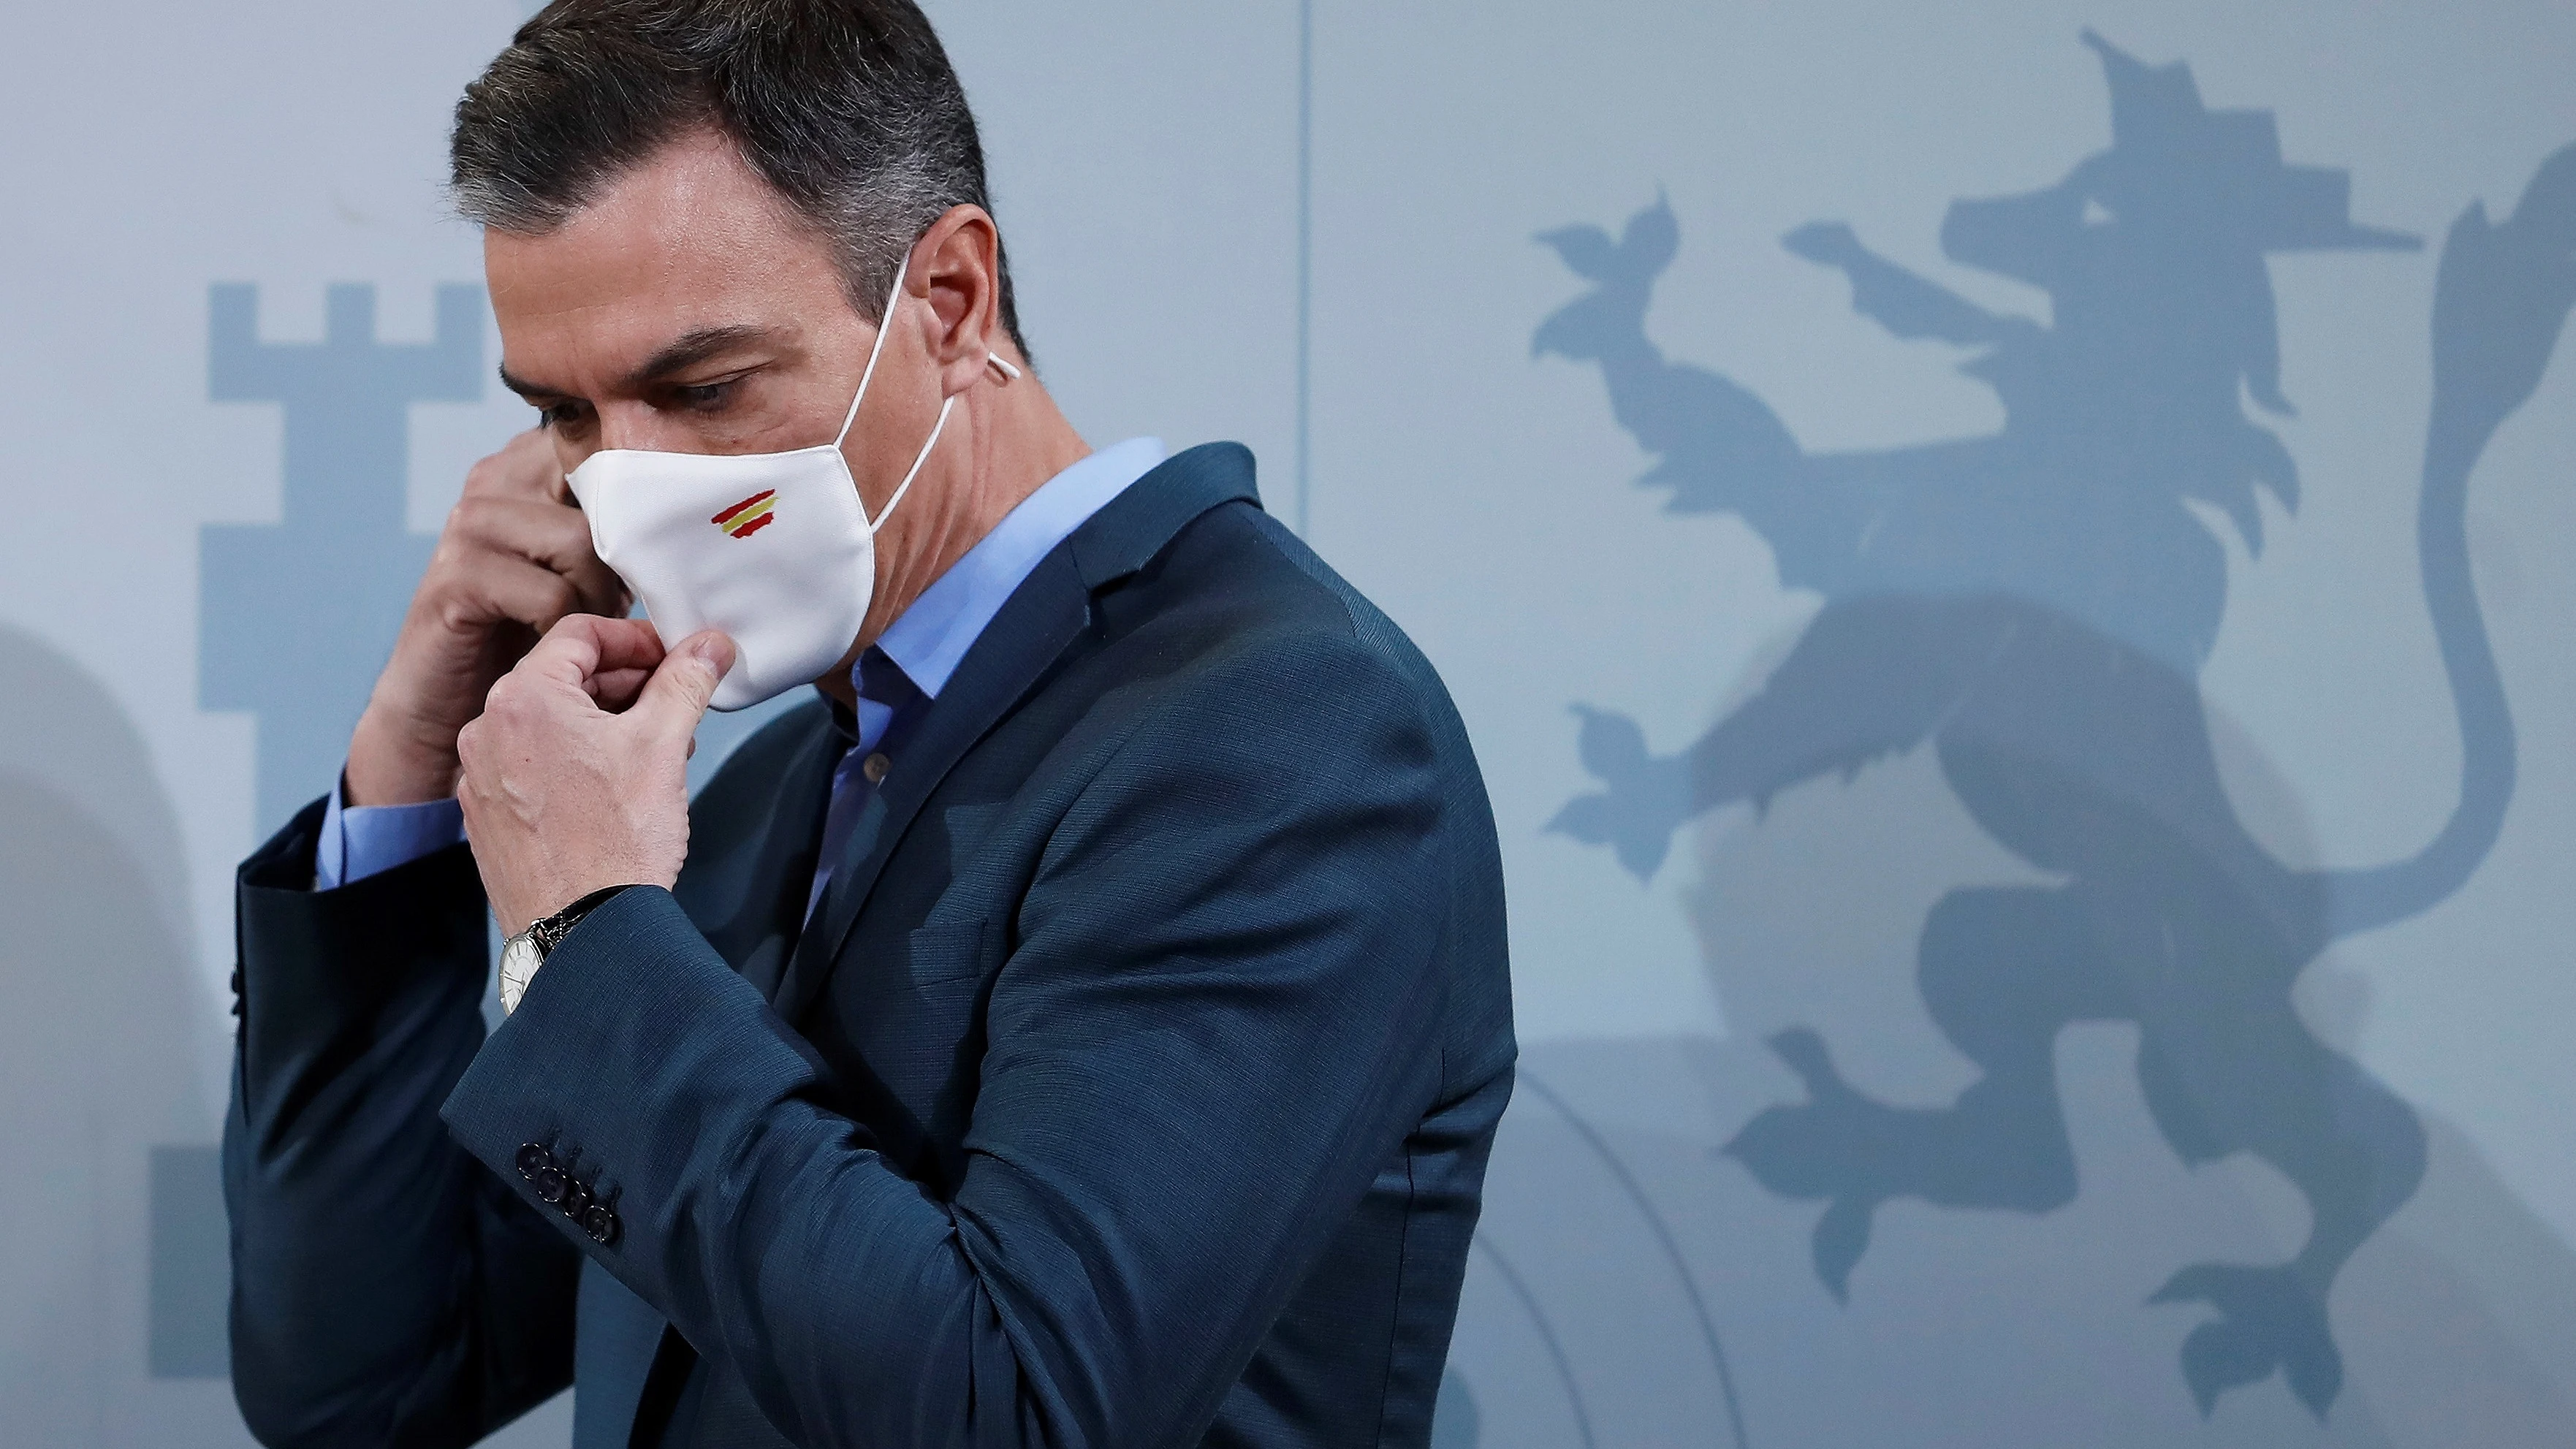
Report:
498,886,633,1015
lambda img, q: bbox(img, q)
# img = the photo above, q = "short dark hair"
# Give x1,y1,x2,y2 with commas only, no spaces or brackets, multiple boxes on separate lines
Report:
451,0,1025,355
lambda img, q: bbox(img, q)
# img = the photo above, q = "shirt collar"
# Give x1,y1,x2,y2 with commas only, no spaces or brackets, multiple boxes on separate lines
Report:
858,436,1166,706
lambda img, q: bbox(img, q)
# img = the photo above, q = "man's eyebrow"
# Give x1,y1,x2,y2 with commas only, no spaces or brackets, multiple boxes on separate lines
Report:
495,324,783,403
621,324,780,391
496,363,555,401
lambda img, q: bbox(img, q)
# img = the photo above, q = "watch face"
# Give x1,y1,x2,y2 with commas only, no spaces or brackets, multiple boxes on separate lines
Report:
499,933,541,1015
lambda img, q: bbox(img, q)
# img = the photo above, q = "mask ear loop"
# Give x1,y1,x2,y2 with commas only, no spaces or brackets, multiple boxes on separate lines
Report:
834,253,912,459
870,395,954,537
840,246,1017,536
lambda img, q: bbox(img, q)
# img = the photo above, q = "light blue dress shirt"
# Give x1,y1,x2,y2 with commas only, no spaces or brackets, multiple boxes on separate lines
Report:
314,436,1167,891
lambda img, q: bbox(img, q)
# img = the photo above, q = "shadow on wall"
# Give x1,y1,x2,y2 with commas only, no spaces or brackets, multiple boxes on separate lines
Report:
0,624,219,1435
1451,1018,2576,1448
1454,687,2576,1447
1535,28,2576,1428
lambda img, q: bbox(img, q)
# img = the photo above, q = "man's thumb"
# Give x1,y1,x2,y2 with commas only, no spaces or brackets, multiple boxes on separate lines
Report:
638,630,735,736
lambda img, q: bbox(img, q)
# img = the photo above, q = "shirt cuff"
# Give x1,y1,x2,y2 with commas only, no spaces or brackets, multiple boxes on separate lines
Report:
315,773,466,891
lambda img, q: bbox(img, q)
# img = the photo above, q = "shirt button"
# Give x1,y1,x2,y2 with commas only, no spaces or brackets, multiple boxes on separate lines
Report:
861,752,891,784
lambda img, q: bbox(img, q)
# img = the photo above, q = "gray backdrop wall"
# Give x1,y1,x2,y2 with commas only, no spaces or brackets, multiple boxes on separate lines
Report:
2,1,2572,1445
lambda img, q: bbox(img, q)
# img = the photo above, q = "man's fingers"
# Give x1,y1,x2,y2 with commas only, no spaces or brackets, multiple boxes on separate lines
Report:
584,616,669,674
587,666,653,712
518,614,668,693
460,427,569,504
460,555,584,639
450,494,626,616
632,631,737,742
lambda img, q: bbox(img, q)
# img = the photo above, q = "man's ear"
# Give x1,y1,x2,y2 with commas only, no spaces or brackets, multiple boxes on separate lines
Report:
913,204,1003,396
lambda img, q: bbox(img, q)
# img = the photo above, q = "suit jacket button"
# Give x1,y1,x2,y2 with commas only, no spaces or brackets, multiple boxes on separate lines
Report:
558,1179,594,1219
533,1165,568,1205
516,1144,555,1181
582,1205,620,1245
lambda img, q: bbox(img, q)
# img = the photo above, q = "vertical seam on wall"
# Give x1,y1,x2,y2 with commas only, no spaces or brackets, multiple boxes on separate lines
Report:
1296,0,1314,539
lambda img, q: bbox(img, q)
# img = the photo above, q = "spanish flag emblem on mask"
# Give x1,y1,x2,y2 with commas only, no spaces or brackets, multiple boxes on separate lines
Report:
710,489,778,539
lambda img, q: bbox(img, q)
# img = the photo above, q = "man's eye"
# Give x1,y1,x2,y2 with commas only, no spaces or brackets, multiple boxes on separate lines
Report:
539,401,589,430
672,380,736,411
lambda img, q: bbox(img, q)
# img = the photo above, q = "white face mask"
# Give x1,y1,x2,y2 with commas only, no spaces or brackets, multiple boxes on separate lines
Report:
566,254,1013,712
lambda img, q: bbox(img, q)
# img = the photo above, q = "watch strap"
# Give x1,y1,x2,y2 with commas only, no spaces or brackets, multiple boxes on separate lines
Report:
529,884,637,961
499,884,636,1018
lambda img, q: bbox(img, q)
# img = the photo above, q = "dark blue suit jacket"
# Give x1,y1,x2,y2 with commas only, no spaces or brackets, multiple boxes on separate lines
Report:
222,444,1516,1448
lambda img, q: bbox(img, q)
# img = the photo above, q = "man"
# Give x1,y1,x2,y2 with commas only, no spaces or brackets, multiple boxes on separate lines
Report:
219,4,1514,1448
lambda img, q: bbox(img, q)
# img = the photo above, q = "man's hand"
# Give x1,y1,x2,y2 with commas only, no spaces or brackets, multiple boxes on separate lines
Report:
347,428,630,806
456,616,735,937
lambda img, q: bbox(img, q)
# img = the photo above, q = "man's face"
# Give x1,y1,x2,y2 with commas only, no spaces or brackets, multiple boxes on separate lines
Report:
487,129,932,488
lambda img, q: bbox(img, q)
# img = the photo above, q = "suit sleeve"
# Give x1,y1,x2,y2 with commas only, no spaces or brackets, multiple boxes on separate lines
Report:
438,631,1456,1448
223,799,582,1449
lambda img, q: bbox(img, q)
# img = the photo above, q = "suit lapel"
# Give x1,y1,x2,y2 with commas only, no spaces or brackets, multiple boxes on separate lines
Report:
769,443,1261,1024
770,549,1089,1023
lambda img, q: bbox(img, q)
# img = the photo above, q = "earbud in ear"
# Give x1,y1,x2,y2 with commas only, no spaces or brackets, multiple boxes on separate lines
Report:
987,351,1022,382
